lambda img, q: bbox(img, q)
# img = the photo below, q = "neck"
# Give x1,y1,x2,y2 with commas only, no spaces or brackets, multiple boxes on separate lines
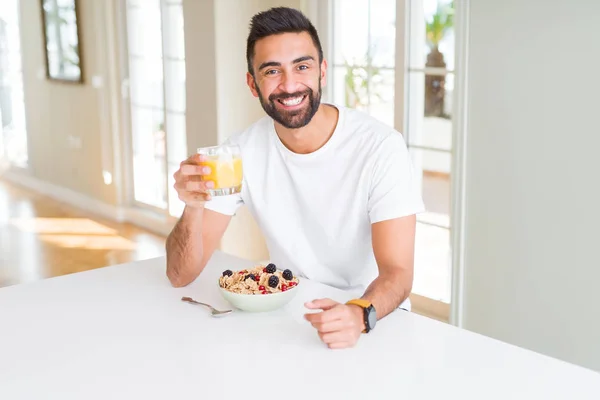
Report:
274,104,339,154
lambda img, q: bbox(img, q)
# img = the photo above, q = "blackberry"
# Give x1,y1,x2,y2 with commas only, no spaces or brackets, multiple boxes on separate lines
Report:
268,275,279,288
265,263,277,274
222,270,233,277
282,269,293,281
245,274,255,281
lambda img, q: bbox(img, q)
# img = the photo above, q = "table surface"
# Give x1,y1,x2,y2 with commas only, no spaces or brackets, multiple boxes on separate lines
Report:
1,251,599,399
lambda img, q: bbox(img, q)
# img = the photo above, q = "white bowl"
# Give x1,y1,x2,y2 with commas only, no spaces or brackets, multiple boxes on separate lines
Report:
218,281,300,312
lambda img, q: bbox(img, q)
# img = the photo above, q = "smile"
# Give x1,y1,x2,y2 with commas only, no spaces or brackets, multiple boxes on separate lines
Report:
277,95,307,107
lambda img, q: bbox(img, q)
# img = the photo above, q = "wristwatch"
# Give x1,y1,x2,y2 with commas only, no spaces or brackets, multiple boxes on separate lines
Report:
346,299,377,333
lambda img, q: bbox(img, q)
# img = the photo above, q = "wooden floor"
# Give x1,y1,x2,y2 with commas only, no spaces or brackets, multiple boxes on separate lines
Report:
0,179,166,289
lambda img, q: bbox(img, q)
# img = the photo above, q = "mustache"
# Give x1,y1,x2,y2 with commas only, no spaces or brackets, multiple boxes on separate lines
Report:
269,89,312,102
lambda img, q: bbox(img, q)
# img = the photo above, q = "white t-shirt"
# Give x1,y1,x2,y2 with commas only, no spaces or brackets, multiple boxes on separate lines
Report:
205,104,425,310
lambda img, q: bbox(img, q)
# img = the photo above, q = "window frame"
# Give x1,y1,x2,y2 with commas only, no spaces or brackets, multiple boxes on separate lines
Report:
121,0,188,219
318,0,469,325
0,0,29,171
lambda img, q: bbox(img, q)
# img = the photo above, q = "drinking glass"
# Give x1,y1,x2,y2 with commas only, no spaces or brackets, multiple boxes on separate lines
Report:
196,144,243,196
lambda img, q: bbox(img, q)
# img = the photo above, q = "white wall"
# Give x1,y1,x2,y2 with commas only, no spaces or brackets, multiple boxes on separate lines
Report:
461,0,600,371
182,0,219,151
17,0,120,206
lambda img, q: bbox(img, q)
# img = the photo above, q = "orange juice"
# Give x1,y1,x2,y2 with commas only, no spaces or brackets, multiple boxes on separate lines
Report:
200,156,243,190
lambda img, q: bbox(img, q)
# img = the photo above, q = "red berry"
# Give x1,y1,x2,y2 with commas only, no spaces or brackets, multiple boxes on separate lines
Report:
254,275,260,281
261,290,268,294
259,285,265,291
263,267,267,273
281,284,287,291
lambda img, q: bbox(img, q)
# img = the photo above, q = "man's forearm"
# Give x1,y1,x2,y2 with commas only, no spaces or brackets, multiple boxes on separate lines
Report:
166,206,204,287
361,269,412,320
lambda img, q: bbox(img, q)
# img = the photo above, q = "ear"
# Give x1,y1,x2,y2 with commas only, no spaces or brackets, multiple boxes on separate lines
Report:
247,72,259,98
320,59,328,88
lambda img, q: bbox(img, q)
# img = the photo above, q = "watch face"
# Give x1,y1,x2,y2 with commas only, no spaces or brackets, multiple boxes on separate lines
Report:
367,306,377,330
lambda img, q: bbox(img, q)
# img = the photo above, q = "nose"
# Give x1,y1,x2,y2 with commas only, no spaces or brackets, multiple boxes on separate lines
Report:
278,70,299,94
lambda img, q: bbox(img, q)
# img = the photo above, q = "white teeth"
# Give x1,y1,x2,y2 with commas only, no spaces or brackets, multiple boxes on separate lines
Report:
280,96,303,106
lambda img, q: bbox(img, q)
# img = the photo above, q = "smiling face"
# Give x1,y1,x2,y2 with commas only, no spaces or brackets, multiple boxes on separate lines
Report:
247,32,327,129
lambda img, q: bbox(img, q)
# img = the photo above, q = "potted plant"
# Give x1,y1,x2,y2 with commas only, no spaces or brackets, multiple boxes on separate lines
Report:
425,1,454,118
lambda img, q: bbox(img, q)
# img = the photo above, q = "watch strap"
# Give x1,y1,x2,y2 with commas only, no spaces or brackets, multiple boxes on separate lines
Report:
346,299,372,333
345,299,371,309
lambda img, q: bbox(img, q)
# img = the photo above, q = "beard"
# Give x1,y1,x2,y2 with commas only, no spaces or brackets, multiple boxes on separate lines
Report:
256,80,322,129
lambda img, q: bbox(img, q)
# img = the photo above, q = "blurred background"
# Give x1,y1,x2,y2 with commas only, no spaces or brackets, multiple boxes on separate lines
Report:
0,0,599,372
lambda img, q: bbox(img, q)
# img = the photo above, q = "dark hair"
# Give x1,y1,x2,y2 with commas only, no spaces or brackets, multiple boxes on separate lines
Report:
246,7,323,75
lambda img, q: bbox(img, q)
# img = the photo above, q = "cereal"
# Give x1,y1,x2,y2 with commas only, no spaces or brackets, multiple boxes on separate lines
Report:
219,265,299,294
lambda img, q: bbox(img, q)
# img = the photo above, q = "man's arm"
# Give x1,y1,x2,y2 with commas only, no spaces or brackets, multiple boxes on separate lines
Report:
166,153,235,287
305,133,422,348
304,214,417,348
166,206,232,287
361,214,416,319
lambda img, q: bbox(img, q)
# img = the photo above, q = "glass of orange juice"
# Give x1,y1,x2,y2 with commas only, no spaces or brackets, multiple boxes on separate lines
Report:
196,144,243,196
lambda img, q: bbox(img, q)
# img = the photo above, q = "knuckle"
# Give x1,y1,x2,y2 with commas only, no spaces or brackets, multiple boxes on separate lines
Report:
184,166,194,176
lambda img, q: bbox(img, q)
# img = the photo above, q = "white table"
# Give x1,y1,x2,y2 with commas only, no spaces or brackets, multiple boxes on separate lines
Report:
1,251,599,399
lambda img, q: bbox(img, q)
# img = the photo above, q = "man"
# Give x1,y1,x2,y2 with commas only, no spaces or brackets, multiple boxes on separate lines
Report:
166,7,424,349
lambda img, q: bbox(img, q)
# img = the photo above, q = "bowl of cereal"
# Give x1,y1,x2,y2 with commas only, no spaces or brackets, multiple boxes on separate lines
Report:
218,263,300,312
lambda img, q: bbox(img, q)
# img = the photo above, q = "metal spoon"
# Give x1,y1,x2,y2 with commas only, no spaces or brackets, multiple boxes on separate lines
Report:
181,296,233,317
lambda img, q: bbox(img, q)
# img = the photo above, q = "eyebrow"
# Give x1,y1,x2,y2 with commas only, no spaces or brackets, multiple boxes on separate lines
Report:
258,55,315,71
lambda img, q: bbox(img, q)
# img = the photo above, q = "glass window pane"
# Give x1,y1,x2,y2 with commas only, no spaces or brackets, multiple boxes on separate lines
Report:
166,112,186,164
331,0,396,126
126,0,162,59
164,59,185,113
162,4,185,59
129,57,164,109
413,223,451,302
332,65,369,112
409,147,450,225
126,0,188,214
423,71,452,119
333,0,369,66
369,0,396,67
406,72,453,151
369,68,394,126
168,162,184,217
409,0,455,70
131,106,167,209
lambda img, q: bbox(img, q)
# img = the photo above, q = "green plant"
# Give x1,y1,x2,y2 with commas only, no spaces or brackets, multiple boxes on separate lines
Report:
426,1,454,51
342,49,384,109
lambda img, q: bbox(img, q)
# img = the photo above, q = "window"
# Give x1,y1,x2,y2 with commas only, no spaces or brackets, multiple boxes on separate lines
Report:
0,0,28,168
331,0,396,127
330,0,456,306
125,0,186,217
